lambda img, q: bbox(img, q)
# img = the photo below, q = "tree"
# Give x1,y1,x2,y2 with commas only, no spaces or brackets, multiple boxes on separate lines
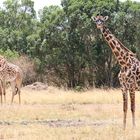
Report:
0,0,140,88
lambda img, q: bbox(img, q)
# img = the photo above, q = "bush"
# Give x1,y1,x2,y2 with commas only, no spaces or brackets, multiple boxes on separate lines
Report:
0,49,19,60
9,55,37,85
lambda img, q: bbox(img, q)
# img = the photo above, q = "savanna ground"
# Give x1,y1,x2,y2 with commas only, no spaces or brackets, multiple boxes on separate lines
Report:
0,87,140,140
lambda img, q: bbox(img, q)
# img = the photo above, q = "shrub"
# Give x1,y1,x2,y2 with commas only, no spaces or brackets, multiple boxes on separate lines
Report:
9,55,37,85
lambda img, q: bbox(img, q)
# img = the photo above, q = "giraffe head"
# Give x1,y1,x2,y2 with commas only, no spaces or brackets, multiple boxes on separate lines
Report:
92,15,108,29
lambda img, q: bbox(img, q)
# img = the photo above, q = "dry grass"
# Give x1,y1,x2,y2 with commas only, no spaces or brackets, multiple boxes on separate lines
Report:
1,87,140,140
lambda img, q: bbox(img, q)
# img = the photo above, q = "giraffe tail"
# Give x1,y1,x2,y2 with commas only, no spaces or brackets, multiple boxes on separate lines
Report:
15,86,19,95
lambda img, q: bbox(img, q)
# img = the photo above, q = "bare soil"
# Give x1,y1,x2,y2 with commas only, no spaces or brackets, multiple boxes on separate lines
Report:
0,103,122,127
0,119,121,127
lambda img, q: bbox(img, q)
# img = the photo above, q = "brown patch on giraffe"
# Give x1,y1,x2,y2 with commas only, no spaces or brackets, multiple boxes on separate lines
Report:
118,57,122,60
126,57,129,62
132,65,136,71
129,59,132,64
128,79,132,83
126,77,129,81
109,42,115,49
108,35,113,39
127,72,131,77
104,33,108,37
127,63,131,67
122,82,126,86
136,69,139,75
124,66,127,71
119,61,125,65
130,53,136,57
106,37,110,41
121,51,124,56
116,47,120,51
136,61,139,65
112,40,116,45
123,56,127,61
126,53,129,57
114,51,119,57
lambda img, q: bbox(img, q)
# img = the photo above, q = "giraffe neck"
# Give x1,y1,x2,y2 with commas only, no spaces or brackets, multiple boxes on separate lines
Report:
101,26,136,67
0,56,7,71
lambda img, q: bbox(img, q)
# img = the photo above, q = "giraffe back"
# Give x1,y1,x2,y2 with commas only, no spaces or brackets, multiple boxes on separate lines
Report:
4,63,23,82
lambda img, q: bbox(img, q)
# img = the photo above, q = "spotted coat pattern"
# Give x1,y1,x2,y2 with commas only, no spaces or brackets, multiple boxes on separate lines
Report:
92,15,138,129
0,55,23,104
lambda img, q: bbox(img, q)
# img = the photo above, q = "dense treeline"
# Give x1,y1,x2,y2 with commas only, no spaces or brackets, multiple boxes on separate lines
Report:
0,0,140,89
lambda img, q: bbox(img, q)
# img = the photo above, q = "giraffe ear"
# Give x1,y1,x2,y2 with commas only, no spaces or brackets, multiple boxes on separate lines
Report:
104,16,109,21
91,16,96,21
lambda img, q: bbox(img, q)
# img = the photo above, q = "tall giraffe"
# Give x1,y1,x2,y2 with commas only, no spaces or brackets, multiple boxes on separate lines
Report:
92,15,140,129
0,55,23,104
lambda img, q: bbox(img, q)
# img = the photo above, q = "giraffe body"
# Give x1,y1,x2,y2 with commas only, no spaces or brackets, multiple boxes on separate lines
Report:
92,15,140,129
0,55,23,104
3,63,23,104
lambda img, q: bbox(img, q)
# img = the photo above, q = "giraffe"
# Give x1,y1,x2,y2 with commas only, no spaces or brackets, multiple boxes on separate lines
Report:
92,15,140,129
0,55,9,104
2,62,23,104
0,55,23,104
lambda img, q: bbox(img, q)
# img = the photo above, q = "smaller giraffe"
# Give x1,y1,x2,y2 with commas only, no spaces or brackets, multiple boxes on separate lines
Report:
0,55,23,104
2,62,23,104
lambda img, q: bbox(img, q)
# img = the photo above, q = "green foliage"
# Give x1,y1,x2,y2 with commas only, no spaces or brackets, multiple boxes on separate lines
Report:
0,0,140,88
0,49,19,60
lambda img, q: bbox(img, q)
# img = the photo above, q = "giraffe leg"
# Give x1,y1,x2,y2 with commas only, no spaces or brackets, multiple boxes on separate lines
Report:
16,77,22,105
15,86,21,104
11,82,16,104
2,81,6,103
0,93,2,105
0,80,3,105
11,92,14,104
3,94,6,103
1,95,2,105
122,89,128,130
129,89,136,128
18,90,21,105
